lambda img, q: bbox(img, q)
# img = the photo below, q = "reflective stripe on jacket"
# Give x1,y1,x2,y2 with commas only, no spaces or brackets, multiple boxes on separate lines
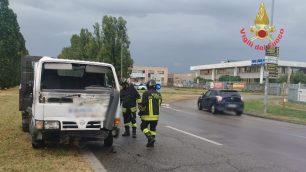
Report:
121,106,137,113
140,89,162,121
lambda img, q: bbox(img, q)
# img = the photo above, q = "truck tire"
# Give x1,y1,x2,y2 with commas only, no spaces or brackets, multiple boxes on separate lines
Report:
22,112,29,132
32,140,44,149
104,132,113,147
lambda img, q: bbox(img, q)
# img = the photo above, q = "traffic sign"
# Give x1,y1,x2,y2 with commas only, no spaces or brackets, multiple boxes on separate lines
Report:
265,56,278,64
265,46,279,57
251,58,265,65
155,83,161,90
266,63,278,77
252,57,278,66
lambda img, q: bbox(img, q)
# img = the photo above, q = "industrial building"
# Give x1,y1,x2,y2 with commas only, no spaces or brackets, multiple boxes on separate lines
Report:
190,60,306,84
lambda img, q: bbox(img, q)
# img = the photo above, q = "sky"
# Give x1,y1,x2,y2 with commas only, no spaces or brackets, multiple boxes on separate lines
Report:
9,0,306,73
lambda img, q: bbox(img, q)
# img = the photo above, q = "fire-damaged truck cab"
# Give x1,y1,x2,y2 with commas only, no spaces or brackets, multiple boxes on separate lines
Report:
19,56,120,148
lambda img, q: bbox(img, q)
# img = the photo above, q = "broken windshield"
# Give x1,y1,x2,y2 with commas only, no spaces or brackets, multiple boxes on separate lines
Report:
41,63,115,91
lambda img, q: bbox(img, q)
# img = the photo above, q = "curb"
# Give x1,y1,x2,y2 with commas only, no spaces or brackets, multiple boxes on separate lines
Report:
80,148,107,172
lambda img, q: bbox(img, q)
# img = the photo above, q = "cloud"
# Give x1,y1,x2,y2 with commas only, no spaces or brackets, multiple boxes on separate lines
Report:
9,0,306,72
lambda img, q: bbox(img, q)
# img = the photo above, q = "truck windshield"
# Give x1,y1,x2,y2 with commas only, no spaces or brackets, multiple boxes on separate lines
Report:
41,63,115,90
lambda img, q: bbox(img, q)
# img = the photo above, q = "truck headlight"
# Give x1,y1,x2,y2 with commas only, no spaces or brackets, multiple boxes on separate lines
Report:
35,120,44,130
44,121,60,129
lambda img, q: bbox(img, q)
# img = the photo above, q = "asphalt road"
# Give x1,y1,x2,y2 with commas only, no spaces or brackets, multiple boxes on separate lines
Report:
87,99,306,172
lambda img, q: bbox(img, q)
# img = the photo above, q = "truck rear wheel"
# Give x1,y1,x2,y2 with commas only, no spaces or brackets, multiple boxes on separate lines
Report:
22,112,29,132
104,132,113,147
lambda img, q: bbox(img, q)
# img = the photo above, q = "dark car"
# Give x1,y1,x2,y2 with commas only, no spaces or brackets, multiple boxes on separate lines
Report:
197,89,244,115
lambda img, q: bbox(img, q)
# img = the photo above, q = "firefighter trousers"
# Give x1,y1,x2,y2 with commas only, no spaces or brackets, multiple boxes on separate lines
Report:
140,120,158,137
122,109,137,128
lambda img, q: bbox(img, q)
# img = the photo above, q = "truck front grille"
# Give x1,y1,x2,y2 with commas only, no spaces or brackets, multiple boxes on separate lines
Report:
86,121,101,128
62,121,78,128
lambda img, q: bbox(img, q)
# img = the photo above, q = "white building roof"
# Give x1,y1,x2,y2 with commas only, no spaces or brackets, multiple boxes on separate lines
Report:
190,59,306,71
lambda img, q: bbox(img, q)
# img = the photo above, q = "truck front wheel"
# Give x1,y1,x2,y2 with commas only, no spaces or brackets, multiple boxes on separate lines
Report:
104,132,113,147
32,139,44,149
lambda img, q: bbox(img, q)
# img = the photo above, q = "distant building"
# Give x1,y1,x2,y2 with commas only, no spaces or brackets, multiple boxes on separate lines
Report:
190,60,306,84
168,72,196,87
167,74,174,86
130,66,168,86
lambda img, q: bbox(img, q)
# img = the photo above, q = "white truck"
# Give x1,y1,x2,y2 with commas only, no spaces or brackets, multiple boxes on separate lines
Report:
19,56,120,148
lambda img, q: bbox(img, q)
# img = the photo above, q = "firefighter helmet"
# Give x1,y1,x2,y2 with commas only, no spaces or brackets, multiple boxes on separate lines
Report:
119,78,129,86
146,79,156,89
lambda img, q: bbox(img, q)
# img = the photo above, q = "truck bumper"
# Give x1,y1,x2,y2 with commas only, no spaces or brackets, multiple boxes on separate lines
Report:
44,129,109,140
32,128,115,142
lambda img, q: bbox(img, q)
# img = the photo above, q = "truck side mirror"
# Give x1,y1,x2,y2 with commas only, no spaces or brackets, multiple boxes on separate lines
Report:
25,82,33,94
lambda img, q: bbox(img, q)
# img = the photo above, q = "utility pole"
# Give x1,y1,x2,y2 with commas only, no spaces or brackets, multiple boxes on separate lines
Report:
271,0,275,25
264,74,269,114
264,0,275,114
120,39,123,80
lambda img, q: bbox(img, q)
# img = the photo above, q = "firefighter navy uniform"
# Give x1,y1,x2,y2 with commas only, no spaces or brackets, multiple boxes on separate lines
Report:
139,80,162,147
120,81,141,138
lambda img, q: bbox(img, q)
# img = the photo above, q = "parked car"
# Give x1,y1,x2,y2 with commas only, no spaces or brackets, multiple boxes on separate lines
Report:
137,83,147,90
133,82,140,89
197,89,244,115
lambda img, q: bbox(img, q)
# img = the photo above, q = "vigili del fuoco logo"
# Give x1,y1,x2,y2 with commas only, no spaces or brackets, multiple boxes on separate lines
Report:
240,2,284,51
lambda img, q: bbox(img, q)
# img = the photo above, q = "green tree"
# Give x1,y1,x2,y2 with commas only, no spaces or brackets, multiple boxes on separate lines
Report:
194,76,205,84
59,16,133,79
277,71,306,84
218,75,241,82
277,74,288,83
291,71,306,84
0,0,28,89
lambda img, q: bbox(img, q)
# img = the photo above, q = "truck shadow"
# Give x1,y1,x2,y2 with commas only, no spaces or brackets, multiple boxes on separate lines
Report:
40,140,115,154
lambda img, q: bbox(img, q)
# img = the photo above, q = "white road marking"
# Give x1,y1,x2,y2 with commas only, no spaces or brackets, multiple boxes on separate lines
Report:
167,107,183,112
80,148,107,172
161,103,170,107
161,104,183,112
165,125,223,146
289,134,306,140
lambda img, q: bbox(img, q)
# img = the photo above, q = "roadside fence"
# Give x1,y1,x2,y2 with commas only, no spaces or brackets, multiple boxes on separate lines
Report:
173,82,306,103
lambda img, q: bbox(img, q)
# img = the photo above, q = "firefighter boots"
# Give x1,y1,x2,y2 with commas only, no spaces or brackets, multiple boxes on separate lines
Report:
122,126,130,137
132,127,137,138
145,134,155,147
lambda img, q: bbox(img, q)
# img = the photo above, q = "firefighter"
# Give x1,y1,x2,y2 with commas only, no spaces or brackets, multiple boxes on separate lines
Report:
138,80,162,147
120,79,141,138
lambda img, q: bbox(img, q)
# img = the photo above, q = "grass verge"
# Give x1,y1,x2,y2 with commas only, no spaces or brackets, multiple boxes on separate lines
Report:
244,98,306,125
138,87,204,103
0,87,92,172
